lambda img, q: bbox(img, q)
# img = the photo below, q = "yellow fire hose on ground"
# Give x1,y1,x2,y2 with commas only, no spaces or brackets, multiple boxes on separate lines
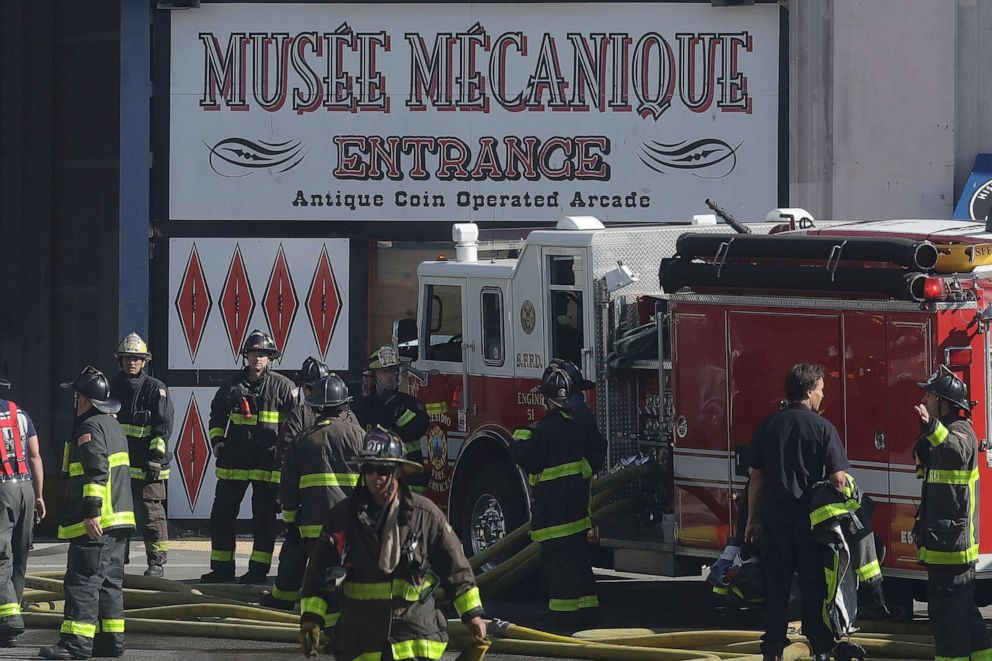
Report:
17,464,940,659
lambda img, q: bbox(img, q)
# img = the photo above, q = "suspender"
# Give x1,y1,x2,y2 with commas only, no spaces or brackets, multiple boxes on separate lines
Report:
0,403,28,477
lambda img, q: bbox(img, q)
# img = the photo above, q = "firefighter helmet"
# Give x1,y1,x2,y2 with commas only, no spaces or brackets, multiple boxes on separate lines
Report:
545,359,594,391
297,357,330,386
918,365,971,413
240,329,280,359
306,373,352,409
115,332,152,361
532,365,583,409
366,345,402,373
60,366,121,414
358,426,423,476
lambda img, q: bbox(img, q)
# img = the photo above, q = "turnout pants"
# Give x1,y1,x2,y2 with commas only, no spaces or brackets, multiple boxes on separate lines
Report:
927,566,991,660
271,529,314,602
209,478,279,574
0,481,33,638
540,532,599,623
59,531,127,658
760,502,833,656
130,479,168,566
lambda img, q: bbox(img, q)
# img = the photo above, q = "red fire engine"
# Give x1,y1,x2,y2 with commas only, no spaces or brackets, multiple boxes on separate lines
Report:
396,212,992,602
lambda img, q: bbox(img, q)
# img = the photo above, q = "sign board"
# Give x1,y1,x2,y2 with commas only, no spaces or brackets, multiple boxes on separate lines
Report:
169,2,782,222
168,238,349,370
954,153,992,221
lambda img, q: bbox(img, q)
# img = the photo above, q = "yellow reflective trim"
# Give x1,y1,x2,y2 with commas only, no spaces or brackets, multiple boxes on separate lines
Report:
453,586,482,616
392,575,436,602
344,581,392,600
299,525,323,539
159,468,170,480
120,424,151,438
531,459,592,484
60,620,97,637
62,442,71,473
229,413,258,426
151,541,169,552
250,550,272,564
149,438,167,453
300,596,327,618
712,585,729,596
69,462,84,477
970,649,992,661
209,427,225,439
258,410,280,424
215,468,250,481
211,549,233,562
353,652,382,661
324,612,340,628
299,473,359,489
404,442,421,456
129,468,145,479
927,468,979,485
270,586,299,602
0,603,19,617
579,595,599,608
100,619,125,633
282,509,297,523
918,543,979,565
425,402,447,414
549,597,581,612
809,499,860,527
58,511,135,539
934,657,969,661
82,483,106,499
249,469,281,483
396,409,416,427
512,429,533,441
109,452,130,468
928,421,949,447
390,639,447,660
856,560,881,581
530,516,592,542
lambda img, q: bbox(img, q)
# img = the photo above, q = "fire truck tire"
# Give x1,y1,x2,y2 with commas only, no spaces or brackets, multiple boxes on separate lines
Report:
459,464,528,569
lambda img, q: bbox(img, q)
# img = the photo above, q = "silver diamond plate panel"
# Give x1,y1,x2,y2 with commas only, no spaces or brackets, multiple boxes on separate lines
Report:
588,222,781,301
671,293,977,312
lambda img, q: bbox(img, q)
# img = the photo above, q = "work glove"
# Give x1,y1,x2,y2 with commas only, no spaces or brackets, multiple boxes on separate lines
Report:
300,621,320,658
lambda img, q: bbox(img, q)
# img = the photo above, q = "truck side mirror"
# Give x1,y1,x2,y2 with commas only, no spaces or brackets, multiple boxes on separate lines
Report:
394,318,417,346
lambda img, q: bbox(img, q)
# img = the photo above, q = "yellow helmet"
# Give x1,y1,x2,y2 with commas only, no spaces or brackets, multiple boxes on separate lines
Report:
366,345,400,372
115,332,152,360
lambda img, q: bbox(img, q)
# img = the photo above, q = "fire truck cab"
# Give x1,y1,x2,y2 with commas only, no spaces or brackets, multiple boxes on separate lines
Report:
399,213,786,566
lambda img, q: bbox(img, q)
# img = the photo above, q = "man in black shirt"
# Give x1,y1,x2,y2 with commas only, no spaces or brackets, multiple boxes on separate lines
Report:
745,364,848,661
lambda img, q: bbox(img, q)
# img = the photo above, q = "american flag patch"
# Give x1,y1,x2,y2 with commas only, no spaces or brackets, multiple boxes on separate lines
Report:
78,433,92,445
159,389,167,399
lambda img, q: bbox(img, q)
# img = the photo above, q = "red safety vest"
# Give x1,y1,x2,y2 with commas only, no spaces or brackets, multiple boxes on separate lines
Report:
0,402,28,478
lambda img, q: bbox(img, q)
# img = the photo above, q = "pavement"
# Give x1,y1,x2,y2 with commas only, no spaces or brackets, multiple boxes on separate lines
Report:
3,538,960,660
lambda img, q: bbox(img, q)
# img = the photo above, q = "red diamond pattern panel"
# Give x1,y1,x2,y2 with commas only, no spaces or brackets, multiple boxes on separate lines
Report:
219,244,255,360
263,244,299,355
176,394,210,512
306,245,342,359
174,244,212,361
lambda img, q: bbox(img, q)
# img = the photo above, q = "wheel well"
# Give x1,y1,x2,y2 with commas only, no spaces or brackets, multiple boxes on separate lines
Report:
448,433,528,537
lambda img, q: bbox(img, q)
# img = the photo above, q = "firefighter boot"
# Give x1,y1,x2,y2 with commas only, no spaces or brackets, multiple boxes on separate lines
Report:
259,591,295,611
144,565,164,578
238,569,269,585
38,643,87,660
199,569,235,584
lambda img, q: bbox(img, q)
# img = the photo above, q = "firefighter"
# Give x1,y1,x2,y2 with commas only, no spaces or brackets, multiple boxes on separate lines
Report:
261,373,364,611
40,367,134,660
510,365,598,631
352,346,428,477
544,359,606,473
259,356,330,609
299,427,486,659
744,364,848,661
201,329,297,585
0,380,45,648
913,366,991,660
109,333,174,578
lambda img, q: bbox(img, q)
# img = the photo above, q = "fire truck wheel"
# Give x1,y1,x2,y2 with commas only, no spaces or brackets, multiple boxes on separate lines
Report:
459,465,528,571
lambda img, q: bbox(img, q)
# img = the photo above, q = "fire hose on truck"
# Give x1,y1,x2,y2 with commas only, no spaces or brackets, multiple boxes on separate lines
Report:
11,462,942,660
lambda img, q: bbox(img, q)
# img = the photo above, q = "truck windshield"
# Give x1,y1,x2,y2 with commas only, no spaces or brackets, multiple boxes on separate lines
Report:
547,255,584,367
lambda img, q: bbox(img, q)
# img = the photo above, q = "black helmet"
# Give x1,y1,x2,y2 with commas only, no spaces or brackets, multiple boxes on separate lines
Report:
306,373,352,409
241,329,280,359
532,365,583,409
918,365,971,413
358,426,422,477
297,357,330,386
60,366,121,414
545,359,594,391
